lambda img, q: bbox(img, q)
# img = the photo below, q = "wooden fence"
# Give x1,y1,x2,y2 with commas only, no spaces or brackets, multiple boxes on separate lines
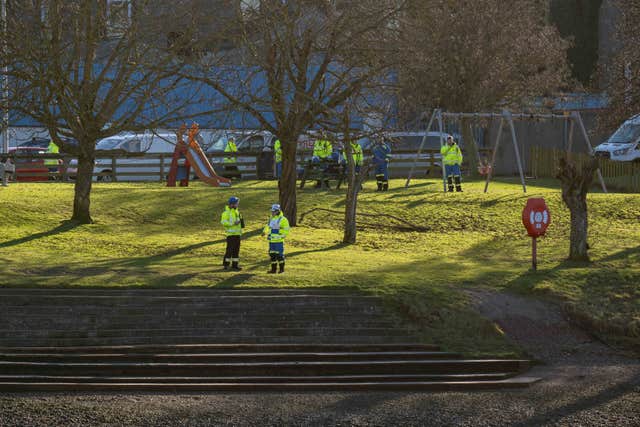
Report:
529,146,640,193
6,149,452,182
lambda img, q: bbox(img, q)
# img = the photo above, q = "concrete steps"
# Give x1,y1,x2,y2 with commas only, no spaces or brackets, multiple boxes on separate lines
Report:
0,288,540,391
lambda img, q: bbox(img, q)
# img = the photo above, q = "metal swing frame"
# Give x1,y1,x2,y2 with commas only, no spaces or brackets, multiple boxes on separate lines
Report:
404,109,607,193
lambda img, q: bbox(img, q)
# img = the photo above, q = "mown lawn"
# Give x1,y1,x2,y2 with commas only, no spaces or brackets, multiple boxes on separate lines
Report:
1,178,638,356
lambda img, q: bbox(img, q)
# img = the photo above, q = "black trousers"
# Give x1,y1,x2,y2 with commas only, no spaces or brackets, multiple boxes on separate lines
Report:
223,235,241,264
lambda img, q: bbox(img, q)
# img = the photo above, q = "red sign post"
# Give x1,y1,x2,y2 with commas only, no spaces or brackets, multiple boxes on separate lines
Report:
522,198,550,270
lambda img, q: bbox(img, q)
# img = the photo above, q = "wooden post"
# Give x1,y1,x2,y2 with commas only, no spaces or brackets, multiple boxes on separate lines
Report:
159,154,165,182
532,237,537,271
405,109,437,188
111,156,117,182
437,110,447,192
484,118,504,193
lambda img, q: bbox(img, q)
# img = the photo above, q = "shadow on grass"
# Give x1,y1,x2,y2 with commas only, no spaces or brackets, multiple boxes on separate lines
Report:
213,273,257,288
598,245,640,263
0,220,80,249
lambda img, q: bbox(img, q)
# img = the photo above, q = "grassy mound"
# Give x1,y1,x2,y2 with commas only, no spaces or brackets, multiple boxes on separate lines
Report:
0,178,638,355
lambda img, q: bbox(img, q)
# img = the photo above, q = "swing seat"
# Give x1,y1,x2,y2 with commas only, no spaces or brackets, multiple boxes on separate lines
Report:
478,164,492,176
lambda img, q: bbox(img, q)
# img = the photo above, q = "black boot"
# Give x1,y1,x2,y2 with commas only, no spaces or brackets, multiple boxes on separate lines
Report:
223,261,230,270
231,262,242,271
447,176,454,192
376,182,382,191
382,183,388,191
268,263,277,274
455,176,463,192
278,262,285,274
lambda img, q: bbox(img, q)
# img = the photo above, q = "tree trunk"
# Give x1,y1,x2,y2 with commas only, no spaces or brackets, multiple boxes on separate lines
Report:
72,145,96,224
568,195,589,261
556,157,598,262
279,140,298,226
343,143,358,244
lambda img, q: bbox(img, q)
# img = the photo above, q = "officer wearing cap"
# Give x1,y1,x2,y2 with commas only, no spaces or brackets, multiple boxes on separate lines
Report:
262,203,290,274
220,196,244,270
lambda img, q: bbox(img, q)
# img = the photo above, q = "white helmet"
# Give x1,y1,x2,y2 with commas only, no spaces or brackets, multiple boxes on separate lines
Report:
271,203,281,212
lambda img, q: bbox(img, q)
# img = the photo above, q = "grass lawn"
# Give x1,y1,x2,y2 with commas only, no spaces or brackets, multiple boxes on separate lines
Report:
0,178,638,356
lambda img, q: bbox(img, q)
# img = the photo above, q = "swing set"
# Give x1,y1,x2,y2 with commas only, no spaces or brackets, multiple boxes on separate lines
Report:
405,109,607,193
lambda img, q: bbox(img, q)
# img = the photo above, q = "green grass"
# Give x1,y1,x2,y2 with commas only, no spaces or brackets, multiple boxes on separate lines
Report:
1,178,638,356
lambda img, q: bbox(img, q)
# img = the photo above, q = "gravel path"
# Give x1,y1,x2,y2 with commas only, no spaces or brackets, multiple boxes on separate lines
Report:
1,290,639,427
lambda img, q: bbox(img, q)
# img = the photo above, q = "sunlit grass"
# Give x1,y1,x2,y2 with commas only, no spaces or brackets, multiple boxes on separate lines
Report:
1,178,638,354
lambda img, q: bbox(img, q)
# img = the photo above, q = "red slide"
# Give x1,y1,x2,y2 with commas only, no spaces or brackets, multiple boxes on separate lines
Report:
185,126,231,187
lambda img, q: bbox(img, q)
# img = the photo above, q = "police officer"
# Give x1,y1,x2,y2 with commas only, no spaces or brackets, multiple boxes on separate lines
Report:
220,196,244,270
223,137,239,179
262,203,290,274
441,136,463,192
372,139,392,191
343,141,363,172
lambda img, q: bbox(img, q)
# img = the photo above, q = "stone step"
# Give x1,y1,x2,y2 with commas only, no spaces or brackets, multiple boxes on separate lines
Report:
6,319,400,330
0,335,421,347
0,343,442,354
1,327,414,339
0,305,388,316
0,372,515,383
0,351,461,363
0,295,385,307
0,377,542,392
0,288,358,297
0,359,530,377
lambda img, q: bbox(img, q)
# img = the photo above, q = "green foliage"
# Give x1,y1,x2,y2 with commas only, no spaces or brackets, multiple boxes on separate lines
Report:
0,178,638,354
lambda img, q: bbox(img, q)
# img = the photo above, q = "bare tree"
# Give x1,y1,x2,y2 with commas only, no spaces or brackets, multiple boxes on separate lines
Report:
556,156,599,262
1,1,199,223
186,0,403,225
601,0,640,130
399,0,570,174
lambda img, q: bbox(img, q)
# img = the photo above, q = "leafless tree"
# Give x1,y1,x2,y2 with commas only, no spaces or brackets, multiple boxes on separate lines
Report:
600,0,640,130
556,156,599,262
399,0,570,174
1,1,200,223
186,0,404,225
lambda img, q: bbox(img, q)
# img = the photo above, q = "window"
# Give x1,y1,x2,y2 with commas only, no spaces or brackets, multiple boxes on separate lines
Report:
240,0,260,14
106,0,132,38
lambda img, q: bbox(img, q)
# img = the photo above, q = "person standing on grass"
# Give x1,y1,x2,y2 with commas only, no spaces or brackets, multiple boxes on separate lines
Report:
262,204,290,274
220,196,244,271
1,156,15,187
441,135,463,192
372,139,392,191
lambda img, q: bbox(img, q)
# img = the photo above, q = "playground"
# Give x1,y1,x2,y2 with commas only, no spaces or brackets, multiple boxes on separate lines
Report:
1,178,638,354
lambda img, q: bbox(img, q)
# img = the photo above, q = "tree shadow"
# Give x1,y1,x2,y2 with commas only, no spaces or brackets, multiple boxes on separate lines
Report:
212,273,257,288
598,245,640,263
0,220,80,249
513,372,640,427
284,242,349,259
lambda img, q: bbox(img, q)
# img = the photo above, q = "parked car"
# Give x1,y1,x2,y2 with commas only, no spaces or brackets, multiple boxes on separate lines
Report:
594,114,640,162
206,130,277,179
93,132,179,181
8,147,49,181
67,132,178,182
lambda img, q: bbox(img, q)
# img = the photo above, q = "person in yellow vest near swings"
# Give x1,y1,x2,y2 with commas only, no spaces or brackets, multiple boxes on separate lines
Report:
262,204,290,274
223,137,239,179
220,196,244,270
441,136,463,192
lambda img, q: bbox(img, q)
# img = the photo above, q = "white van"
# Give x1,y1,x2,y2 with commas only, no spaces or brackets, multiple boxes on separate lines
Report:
595,114,640,162
92,131,179,182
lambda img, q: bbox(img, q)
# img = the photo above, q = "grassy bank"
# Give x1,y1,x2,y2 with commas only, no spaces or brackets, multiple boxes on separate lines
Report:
0,178,638,355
